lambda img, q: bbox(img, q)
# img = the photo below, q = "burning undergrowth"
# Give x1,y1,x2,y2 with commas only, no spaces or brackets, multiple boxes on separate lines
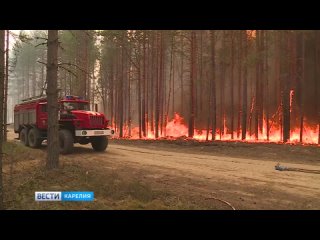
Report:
112,113,319,146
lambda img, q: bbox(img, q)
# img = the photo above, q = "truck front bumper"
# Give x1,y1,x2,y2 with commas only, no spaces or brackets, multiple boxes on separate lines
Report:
75,129,115,137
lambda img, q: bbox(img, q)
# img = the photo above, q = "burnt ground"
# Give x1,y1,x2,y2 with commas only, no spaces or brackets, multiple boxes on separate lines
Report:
111,138,320,165
4,128,320,210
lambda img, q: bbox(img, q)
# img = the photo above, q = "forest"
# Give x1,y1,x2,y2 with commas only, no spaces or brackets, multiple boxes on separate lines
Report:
6,30,320,144
1,30,320,211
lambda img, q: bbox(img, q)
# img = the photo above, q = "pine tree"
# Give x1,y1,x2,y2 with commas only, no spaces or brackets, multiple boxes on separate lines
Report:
46,30,59,169
0,30,5,209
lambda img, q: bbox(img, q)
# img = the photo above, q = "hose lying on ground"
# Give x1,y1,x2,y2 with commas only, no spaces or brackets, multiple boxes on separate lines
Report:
275,163,320,174
205,196,236,210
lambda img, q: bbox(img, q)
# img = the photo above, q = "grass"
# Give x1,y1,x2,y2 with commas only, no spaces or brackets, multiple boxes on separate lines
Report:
2,141,215,210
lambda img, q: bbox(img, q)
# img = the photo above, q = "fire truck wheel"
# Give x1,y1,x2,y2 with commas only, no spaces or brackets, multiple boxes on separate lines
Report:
28,128,42,148
59,129,74,154
91,136,108,152
20,128,29,146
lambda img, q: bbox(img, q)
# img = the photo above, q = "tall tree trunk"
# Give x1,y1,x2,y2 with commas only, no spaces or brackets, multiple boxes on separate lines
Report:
142,32,146,137
119,43,124,137
159,32,165,137
4,30,9,142
220,31,226,139
259,30,265,135
230,32,235,139
46,30,59,169
128,63,132,137
145,32,149,137
241,31,248,140
0,30,5,209
41,51,46,95
180,31,184,115
281,31,291,143
27,62,30,98
32,63,36,97
299,32,305,143
150,32,155,134
254,30,260,140
188,31,196,138
166,33,174,136
237,30,243,139
155,31,160,138
265,31,270,141
316,32,320,145
210,30,217,141
138,56,142,138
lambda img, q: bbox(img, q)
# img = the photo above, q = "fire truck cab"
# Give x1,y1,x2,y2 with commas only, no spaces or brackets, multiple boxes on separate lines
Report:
14,95,115,154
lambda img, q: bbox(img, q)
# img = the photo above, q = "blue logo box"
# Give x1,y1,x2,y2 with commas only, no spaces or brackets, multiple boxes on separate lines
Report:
62,192,94,201
35,191,94,201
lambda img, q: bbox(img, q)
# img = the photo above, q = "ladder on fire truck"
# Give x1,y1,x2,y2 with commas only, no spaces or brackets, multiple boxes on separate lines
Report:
21,95,47,104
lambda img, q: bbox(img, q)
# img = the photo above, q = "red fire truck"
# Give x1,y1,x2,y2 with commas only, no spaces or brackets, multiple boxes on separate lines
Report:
14,95,114,154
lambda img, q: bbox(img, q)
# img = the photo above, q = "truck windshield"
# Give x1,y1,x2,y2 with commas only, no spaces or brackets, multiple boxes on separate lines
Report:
61,102,89,111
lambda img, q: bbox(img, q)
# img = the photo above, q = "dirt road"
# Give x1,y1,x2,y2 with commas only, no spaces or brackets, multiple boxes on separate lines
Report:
67,140,320,209
8,129,320,209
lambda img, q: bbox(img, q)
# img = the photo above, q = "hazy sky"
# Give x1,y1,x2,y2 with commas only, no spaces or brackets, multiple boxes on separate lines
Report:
9,30,33,49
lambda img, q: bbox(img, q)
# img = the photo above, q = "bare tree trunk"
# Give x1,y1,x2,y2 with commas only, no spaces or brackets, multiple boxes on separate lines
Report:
241,31,248,140
138,57,142,138
237,31,242,139
46,30,59,169
220,31,226,140
119,43,124,137
188,31,196,138
27,62,30,98
145,32,149,137
281,31,290,143
299,32,305,143
142,32,146,137
84,32,88,99
159,32,165,137
210,30,217,141
166,33,175,136
180,32,184,115
0,30,5,209
265,31,270,141
254,30,260,140
316,32,320,145
150,32,155,134
4,30,9,141
230,32,235,139
259,30,265,135
172,36,175,118
128,60,132,137
64,69,67,96
41,51,46,95
155,31,160,138
32,63,36,97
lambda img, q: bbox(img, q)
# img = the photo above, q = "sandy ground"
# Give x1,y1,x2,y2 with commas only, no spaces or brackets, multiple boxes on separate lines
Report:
7,128,320,209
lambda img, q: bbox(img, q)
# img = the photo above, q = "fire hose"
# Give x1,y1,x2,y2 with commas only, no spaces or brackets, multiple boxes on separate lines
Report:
275,163,320,174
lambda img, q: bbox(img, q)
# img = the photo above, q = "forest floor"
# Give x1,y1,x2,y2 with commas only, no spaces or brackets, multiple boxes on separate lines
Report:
3,127,320,210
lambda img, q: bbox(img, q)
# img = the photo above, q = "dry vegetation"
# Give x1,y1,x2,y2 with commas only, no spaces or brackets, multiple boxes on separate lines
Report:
2,141,230,210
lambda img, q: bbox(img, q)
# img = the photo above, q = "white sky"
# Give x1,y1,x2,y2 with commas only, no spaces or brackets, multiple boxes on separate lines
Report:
9,30,33,49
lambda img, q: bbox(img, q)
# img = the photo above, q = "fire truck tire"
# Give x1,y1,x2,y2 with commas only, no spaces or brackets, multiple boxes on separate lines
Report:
20,128,29,146
59,129,74,154
91,136,108,152
28,128,42,148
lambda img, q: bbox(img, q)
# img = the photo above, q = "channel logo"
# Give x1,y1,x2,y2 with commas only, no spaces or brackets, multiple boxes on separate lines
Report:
35,191,94,201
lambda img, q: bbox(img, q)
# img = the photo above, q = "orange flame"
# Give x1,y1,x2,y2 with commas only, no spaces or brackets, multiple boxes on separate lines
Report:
114,113,319,145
